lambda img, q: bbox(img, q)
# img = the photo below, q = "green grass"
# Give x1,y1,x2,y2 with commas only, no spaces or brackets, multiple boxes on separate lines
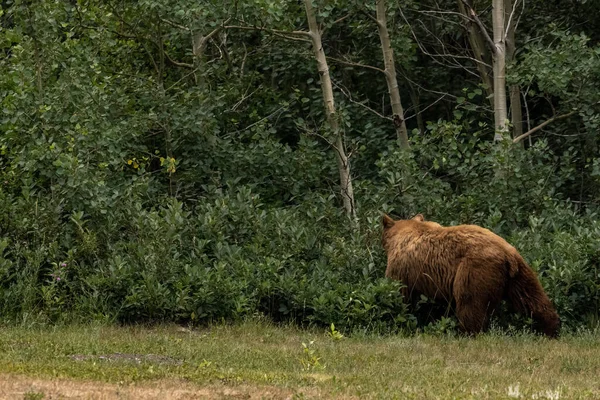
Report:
1,319,600,399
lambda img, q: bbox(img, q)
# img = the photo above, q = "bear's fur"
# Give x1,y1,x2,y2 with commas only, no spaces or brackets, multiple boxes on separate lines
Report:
382,213,560,337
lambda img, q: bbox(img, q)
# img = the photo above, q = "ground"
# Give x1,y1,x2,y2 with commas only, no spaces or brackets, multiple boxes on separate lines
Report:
1,375,299,399
0,320,599,399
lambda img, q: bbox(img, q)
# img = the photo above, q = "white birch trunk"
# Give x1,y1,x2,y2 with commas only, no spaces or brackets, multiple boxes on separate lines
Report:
376,0,410,149
505,0,523,142
492,0,508,141
304,0,356,218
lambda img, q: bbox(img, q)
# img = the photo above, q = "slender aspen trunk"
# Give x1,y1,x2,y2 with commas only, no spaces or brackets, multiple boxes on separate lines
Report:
27,9,44,103
376,0,410,149
492,0,508,141
304,0,356,218
505,0,523,142
509,85,522,140
457,0,493,105
193,34,208,87
34,43,44,102
408,84,425,135
192,27,222,87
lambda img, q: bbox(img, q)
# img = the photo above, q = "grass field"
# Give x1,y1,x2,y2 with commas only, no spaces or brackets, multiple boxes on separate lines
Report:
1,320,599,399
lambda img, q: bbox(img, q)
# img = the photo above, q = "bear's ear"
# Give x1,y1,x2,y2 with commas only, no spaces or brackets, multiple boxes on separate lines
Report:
382,214,395,229
412,213,425,222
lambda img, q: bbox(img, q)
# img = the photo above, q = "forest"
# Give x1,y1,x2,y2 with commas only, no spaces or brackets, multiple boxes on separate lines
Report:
0,0,599,335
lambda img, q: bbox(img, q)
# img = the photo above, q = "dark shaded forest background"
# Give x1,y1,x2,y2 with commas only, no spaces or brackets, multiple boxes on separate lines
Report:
0,0,599,333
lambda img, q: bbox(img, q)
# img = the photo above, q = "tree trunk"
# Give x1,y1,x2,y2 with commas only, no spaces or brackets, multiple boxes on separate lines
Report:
376,0,410,149
492,0,508,141
192,27,222,87
304,0,356,219
509,84,522,141
408,84,425,135
505,0,523,142
193,33,209,87
457,0,493,105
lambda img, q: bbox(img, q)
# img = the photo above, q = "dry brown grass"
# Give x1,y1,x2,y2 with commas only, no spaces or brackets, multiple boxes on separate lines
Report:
1,374,315,400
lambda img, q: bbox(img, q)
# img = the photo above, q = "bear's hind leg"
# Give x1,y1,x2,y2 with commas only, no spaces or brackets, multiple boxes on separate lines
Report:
454,296,495,335
453,262,504,335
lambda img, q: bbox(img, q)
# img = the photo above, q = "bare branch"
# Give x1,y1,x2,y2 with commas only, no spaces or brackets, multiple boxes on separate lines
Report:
306,130,339,153
504,0,519,41
164,50,194,69
327,56,385,73
522,86,532,131
194,26,223,56
331,12,355,26
405,94,448,121
411,9,471,27
413,9,472,19
512,111,578,144
396,68,460,100
227,104,290,135
514,0,526,38
398,7,484,76
165,67,202,92
160,18,191,32
359,9,379,24
460,0,496,54
140,42,160,76
240,42,248,78
333,80,391,121
416,19,491,68
224,24,311,38
270,31,312,43
230,84,263,112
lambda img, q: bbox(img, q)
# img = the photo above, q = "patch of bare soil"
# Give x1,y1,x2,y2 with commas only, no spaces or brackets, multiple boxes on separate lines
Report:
0,374,315,399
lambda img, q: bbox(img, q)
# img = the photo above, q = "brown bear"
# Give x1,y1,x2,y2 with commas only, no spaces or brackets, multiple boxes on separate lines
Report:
382,213,560,337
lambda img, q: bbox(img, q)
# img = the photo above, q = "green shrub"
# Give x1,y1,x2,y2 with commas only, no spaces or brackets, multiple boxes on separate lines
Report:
2,118,599,334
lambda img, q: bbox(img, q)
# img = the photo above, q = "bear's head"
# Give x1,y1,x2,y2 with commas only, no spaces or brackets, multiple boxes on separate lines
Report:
382,213,424,228
381,213,426,249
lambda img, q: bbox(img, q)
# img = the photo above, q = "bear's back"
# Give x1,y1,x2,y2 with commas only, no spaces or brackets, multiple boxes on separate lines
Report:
385,221,520,296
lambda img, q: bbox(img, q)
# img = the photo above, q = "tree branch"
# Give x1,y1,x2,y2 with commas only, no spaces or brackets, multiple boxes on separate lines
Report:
331,12,355,26
413,9,473,20
405,94,448,121
164,50,194,69
504,0,520,41
359,9,379,25
270,31,312,43
512,111,577,144
194,26,224,56
460,0,496,54
416,19,491,68
160,18,191,32
227,104,290,135
327,56,385,73
398,7,485,76
333,80,391,121
224,25,311,39
165,67,202,92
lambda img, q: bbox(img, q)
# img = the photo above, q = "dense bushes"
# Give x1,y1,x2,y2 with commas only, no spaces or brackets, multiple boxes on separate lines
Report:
0,180,412,332
1,125,599,333
1,0,599,335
